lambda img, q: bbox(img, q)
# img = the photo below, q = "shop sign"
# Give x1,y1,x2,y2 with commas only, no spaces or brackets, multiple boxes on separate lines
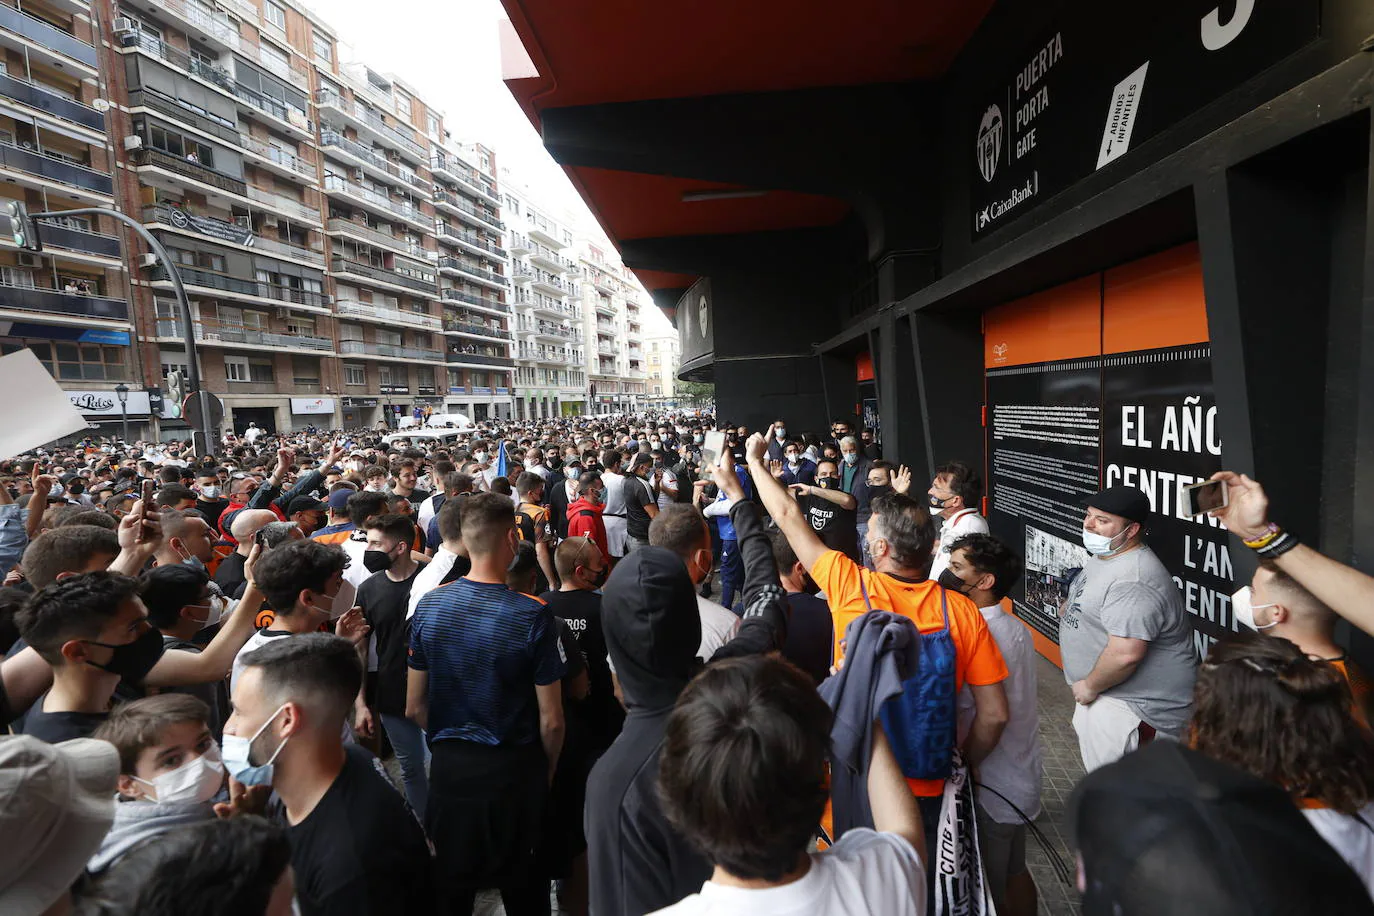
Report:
290,397,335,415
970,1,1319,237
379,386,410,394
68,389,150,415
342,397,379,407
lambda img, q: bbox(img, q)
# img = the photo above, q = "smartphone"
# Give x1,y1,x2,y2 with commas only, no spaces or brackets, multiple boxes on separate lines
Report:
136,479,155,542
700,431,725,470
1181,479,1228,516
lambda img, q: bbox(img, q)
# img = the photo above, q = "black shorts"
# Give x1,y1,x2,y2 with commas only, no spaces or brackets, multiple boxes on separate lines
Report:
427,740,547,891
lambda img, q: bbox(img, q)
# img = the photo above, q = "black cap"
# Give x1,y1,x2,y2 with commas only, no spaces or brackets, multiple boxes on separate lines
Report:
629,452,654,470
285,496,325,516
1070,742,1374,916
1085,485,1151,524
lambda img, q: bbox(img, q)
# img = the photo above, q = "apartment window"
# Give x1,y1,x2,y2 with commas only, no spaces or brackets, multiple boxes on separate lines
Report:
426,114,439,139
285,316,315,337
259,41,289,74
148,126,215,169
377,329,401,347
417,366,434,388
3,339,127,381
395,93,411,121
378,365,392,387
344,363,365,386
312,33,333,66
291,356,319,385
224,358,249,382
339,323,363,341
263,0,285,30
0,266,35,288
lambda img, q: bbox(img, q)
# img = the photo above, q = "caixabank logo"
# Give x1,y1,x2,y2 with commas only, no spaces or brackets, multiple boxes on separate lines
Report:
976,104,1003,183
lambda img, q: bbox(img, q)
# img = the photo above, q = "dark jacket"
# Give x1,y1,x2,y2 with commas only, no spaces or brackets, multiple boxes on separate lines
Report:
780,458,818,487
817,611,920,837
549,477,577,539
586,500,787,916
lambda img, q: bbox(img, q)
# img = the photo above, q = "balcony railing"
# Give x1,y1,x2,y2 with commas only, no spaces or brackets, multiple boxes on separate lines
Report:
239,41,309,89
430,153,496,198
320,130,428,192
0,6,97,67
435,223,506,258
156,318,332,351
445,319,507,338
0,279,127,321
323,174,426,225
144,0,240,50
38,222,122,258
125,32,237,96
326,218,424,256
143,205,324,264
239,134,315,180
129,87,239,144
340,339,442,361
152,264,329,308
336,299,441,330
246,186,320,222
439,257,505,286
532,324,576,339
315,90,425,158
0,139,111,194
233,81,311,133
331,257,436,295
434,191,503,230
446,350,512,367
131,148,247,196
442,289,509,312
0,72,103,131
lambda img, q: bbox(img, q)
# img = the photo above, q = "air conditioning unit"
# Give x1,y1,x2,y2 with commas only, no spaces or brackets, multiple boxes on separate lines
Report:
138,252,158,268
122,135,143,151
276,307,292,319
260,217,281,231
15,252,40,268
112,17,136,33
352,167,365,182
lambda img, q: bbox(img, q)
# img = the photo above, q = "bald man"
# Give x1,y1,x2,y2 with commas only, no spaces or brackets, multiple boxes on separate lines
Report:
214,508,277,597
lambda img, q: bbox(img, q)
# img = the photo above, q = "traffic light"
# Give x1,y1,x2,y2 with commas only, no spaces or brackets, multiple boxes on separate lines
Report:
6,200,41,252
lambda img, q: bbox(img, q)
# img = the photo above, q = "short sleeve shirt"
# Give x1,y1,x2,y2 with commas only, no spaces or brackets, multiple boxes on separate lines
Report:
812,549,1008,796
928,510,989,580
409,578,567,746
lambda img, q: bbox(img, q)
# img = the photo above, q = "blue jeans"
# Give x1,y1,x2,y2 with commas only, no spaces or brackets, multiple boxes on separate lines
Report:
381,712,431,818
719,537,743,612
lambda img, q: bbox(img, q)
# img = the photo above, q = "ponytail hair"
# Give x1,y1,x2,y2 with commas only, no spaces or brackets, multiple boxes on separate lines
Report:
1191,630,1374,813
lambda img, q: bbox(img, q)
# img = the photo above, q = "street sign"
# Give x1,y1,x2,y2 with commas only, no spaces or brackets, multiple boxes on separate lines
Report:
182,391,225,430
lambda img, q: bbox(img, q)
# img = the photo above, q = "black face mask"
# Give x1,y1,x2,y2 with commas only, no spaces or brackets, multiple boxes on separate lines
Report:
867,484,892,500
817,478,838,490
937,568,972,594
84,628,164,683
363,548,396,573
587,565,609,588
929,494,949,510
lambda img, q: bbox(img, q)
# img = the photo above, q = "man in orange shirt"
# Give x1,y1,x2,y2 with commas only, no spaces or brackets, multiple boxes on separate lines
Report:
746,430,1009,844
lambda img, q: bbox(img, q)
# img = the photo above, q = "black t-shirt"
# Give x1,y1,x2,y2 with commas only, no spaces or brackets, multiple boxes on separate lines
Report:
161,636,228,738
288,744,435,916
622,475,655,540
800,492,859,561
540,589,624,750
783,592,835,685
19,692,108,743
214,552,248,598
357,568,421,717
195,497,230,533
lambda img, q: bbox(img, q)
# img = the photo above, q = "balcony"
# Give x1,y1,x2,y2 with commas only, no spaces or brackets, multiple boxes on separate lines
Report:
330,257,437,296
530,272,570,297
323,174,429,230
0,279,127,321
131,148,247,197
143,0,240,52
510,260,533,283
529,245,572,274
34,221,122,259
341,339,443,362
507,233,532,255
336,299,441,331
239,134,316,183
527,222,561,249
315,90,425,161
436,223,506,259
124,32,236,98
129,87,239,145
591,273,618,295
594,299,616,316
444,319,507,340
239,40,309,90
151,264,329,310
0,72,103,131
232,82,312,139
441,288,509,314
0,138,111,197
154,317,331,351
446,349,512,368
430,152,498,203
0,6,97,69
143,205,324,266
320,130,429,194
326,218,425,258
439,257,507,290
246,186,320,223
434,191,503,231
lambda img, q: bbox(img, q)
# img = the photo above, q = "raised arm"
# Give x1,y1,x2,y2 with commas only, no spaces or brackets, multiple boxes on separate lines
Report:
143,548,264,688
793,481,856,510
744,431,829,571
707,457,788,662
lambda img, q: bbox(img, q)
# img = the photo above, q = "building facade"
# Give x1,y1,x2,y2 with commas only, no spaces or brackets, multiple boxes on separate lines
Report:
0,0,515,438
643,330,678,398
576,238,646,414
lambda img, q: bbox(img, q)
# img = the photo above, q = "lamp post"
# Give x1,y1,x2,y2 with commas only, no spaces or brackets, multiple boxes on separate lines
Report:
114,383,130,443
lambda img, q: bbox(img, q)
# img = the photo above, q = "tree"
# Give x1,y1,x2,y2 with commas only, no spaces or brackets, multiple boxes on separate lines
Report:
676,381,714,405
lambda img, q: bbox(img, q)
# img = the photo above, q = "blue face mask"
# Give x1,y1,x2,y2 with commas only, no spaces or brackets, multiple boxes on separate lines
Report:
221,705,289,787
842,452,859,466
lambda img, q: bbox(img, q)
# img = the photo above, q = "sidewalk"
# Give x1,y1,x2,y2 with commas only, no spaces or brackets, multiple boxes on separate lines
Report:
1028,653,1084,916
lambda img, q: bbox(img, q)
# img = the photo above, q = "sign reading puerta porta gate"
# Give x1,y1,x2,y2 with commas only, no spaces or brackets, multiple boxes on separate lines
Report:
970,0,1319,237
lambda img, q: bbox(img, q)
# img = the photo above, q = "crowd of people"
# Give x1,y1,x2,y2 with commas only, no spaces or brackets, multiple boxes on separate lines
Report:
1,411,1373,916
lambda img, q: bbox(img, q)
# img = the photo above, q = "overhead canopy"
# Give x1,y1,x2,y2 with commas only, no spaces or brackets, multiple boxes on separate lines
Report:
500,0,993,299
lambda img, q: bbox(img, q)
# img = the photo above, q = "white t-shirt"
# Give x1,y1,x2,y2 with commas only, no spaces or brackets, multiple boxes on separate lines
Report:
1303,803,1374,899
928,510,989,580
957,605,1043,823
408,546,460,620
649,828,925,916
416,492,444,535
655,467,679,511
697,596,740,661
231,628,293,695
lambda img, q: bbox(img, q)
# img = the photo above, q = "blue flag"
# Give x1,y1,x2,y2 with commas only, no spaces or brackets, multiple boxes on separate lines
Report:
495,439,508,479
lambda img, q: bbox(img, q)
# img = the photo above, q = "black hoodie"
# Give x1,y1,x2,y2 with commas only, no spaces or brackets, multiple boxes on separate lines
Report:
585,500,787,916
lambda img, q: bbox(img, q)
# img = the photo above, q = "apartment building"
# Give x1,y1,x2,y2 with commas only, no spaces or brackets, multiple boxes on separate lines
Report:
502,177,586,419
578,240,647,415
644,330,679,399
0,0,142,434
73,0,515,435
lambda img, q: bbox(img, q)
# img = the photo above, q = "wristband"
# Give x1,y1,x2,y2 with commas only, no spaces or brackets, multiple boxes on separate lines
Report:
1255,530,1298,559
1242,523,1282,550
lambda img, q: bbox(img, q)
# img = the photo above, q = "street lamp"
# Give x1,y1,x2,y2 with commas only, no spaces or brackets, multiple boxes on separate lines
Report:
114,383,130,443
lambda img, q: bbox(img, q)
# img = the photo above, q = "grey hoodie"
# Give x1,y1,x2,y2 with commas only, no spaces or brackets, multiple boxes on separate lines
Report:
86,798,217,873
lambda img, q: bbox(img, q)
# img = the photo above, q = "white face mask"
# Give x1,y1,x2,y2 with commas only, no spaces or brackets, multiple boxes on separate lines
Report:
133,744,224,804
785,453,800,466
310,586,348,620
197,485,220,499
525,458,542,469
185,595,226,630
775,427,786,439
366,483,386,492
473,451,486,463
1082,527,1129,557
1231,586,1279,631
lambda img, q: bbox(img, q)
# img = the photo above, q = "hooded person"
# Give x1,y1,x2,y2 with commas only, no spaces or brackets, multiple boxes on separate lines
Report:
585,490,789,916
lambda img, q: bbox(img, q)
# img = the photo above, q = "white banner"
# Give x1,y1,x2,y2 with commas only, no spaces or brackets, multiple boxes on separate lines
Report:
68,389,152,416
291,397,336,415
